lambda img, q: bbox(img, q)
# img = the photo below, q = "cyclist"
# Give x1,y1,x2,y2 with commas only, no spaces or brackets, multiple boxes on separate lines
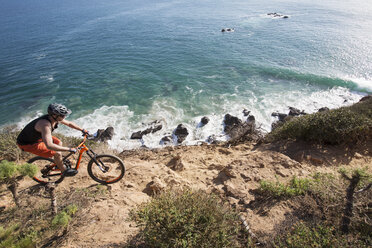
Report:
17,103,87,177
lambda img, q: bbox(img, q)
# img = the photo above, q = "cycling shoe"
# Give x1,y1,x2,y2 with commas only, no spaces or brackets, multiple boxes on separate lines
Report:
62,168,78,177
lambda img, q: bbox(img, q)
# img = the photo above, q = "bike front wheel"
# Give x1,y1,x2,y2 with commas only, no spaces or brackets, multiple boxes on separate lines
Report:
87,154,125,184
28,157,65,185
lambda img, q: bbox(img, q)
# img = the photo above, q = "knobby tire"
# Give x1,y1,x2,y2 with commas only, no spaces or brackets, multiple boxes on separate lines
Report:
87,154,125,184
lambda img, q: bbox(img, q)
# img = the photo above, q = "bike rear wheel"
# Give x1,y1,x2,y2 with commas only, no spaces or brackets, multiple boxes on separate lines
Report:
87,154,125,184
28,157,65,185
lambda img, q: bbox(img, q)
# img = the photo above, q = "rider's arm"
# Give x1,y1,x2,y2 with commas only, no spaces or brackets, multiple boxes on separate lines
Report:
60,119,84,132
39,121,71,152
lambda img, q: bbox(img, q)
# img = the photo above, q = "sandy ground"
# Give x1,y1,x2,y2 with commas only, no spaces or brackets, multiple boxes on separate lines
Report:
1,140,371,247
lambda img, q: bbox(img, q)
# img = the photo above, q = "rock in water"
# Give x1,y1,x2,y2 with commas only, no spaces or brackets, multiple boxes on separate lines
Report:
94,127,114,142
174,124,189,144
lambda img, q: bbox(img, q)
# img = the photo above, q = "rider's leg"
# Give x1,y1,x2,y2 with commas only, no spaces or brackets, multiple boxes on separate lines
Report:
53,138,77,176
54,151,65,172
18,138,77,176
53,139,66,172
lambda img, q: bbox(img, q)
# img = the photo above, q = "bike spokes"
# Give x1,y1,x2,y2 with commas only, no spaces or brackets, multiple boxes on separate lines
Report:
87,155,125,184
29,157,64,185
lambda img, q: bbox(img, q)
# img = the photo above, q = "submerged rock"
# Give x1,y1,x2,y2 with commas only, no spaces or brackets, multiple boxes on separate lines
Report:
160,135,173,146
207,135,222,144
272,112,288,122
130,120,162,140
318,107,330,112
200,116,210,126
267,12,289,19
243,109,251,116
224,114,242,132
221,28,235,32
174,124,189,144
288,107,306,116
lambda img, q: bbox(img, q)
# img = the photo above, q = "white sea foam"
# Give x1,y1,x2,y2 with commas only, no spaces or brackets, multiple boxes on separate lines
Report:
58,105,134,150
344,76,372,92
15,111,45,130
204,75,220,79
40,75,54,82
12,87,365,151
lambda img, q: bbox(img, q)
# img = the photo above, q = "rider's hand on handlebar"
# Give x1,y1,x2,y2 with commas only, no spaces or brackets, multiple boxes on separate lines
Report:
82,129,90,136
69,148,77,153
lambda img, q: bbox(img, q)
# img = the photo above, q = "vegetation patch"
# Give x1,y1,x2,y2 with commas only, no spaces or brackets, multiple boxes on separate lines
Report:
275,222,348,247
0,223,37,248
130,189,251,248
258,169,372,247
0,129,25,161
267,97,372,144
51,204,78,229
0,160,38,207
258,176,311,198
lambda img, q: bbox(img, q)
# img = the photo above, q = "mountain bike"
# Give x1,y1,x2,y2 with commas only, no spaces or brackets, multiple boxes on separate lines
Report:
28,134,125,185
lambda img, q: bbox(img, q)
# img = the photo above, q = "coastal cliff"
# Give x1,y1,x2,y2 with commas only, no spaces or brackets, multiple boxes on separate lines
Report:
0,96,371,247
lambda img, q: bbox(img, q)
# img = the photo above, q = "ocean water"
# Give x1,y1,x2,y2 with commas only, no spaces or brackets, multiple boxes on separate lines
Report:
1,0,371,150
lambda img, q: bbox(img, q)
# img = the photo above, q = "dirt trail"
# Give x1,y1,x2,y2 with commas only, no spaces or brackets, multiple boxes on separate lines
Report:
1,141,371,247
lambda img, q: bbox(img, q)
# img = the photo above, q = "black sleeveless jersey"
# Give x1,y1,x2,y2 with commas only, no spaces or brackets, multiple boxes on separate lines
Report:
16,115,57,145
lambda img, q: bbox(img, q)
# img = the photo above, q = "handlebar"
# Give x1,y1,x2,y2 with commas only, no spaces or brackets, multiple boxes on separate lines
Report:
69,131,95,153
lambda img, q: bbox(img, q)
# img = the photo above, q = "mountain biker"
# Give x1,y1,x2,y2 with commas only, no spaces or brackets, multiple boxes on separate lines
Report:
17,103,88,177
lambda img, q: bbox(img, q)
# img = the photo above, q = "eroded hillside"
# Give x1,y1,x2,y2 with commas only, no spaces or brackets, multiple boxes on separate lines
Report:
1,140,371,247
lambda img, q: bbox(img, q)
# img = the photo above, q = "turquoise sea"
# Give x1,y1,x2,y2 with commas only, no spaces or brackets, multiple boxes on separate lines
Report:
1,0,371,149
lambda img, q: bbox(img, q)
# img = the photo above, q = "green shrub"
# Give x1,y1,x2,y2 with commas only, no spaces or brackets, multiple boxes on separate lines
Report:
259,177,311,198
0,224,36,248
339,167,372,184
51,204,78,229
308,172,342,203
17,164,38,178
267,98,372,144
275,221,371,248
0,160,18,180
275,222,346,247
0,224,19,241
51,212,71,229
64,204,78,216
130,189,248,248
0,161,38,181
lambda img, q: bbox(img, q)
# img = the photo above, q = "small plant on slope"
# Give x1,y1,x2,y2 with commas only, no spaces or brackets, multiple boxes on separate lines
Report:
259,176,311,198
0,160,38,206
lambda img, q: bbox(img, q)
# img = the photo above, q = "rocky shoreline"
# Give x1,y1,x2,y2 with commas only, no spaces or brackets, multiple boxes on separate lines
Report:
91,102,349,148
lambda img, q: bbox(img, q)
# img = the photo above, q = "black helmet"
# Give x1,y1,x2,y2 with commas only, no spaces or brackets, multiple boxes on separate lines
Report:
47,103,72,116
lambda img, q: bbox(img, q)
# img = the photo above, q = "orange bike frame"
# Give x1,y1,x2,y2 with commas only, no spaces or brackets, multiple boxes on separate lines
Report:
61,134,90,171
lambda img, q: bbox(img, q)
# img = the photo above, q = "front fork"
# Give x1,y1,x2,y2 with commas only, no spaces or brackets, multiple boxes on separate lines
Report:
86,149,108,173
